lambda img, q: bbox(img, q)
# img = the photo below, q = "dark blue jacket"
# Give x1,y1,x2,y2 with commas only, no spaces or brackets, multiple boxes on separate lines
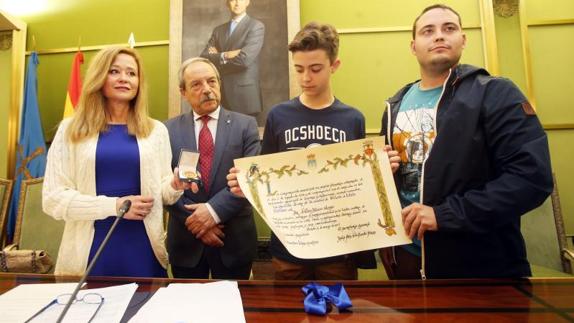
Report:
381,64,553,278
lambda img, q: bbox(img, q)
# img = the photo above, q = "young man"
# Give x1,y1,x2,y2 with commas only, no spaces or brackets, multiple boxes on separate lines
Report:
379,4,553,279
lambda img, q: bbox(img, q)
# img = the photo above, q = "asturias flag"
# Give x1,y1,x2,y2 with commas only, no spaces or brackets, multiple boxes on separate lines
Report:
7,52,47,240
62,51,84,118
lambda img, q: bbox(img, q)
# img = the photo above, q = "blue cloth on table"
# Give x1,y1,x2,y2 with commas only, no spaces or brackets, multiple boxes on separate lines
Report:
302,282,352,315
88,125,166,278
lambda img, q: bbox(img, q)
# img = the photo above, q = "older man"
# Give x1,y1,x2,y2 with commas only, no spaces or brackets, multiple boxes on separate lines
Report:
165,57,260,279
201,0,265,116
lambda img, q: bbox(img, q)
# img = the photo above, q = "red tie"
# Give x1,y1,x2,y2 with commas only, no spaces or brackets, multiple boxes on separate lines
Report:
198,115,214,192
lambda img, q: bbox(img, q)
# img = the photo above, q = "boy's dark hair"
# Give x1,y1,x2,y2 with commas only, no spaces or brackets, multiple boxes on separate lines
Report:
288,22,339,63
412,4,462,39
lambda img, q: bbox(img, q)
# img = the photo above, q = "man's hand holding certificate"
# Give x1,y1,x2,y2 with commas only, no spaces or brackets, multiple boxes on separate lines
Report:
234,137,411,259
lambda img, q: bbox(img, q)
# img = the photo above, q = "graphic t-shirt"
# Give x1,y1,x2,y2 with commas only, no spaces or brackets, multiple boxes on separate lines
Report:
261,97,364,154
392,82,442,256
262,97,365,264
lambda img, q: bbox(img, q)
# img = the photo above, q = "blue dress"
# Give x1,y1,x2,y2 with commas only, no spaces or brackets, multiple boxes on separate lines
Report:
87,125,167,278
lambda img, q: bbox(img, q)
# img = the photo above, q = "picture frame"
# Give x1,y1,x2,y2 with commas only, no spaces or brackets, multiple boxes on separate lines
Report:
168,0,301,126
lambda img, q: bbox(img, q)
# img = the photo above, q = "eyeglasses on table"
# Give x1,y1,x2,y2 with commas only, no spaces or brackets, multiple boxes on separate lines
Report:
24,292,105,323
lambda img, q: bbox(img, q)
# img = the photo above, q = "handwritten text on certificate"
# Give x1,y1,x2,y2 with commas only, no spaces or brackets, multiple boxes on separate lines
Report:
234,137,411,259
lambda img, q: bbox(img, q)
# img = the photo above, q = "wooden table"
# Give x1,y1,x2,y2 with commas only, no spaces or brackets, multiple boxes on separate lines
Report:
1,273,573,322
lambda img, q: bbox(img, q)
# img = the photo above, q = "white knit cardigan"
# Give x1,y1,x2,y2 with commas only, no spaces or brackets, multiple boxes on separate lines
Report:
42,118,182,276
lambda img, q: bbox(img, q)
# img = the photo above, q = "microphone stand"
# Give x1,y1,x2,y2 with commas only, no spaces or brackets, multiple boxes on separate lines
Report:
56,199,132,323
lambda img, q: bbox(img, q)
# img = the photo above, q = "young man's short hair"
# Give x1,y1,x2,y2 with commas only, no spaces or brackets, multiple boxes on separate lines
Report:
288,22,339,63
412,4,462,39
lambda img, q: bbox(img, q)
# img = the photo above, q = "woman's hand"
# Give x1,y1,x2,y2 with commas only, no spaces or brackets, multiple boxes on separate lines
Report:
116,195,154,220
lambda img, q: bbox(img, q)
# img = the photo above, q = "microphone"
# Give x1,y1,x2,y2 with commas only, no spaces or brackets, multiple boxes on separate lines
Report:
56,199,132,323
118,200,132,216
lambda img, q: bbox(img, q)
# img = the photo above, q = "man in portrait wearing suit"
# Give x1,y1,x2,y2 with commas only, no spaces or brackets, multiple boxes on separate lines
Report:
200,0,265,116
165,57,260,279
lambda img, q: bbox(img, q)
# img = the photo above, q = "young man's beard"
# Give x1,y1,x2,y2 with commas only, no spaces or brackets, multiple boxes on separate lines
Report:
426,55,460,75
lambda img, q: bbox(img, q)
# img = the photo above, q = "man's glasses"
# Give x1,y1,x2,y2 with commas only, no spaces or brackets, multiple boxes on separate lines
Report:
25,292,104,323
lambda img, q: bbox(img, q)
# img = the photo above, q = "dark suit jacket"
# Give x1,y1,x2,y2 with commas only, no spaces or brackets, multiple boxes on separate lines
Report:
165,108,260,269
201,15,265,115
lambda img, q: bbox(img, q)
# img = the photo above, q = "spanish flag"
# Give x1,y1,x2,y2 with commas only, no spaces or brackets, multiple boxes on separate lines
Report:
62,51,84,118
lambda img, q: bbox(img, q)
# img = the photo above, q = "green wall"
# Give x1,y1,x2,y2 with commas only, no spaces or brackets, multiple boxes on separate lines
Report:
523,0,574,234
0,47,10,178
492,3,574,235
494,14,527,93
16,0,170,141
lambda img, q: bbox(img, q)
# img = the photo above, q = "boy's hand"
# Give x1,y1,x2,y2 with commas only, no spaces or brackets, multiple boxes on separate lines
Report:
227,167,245,197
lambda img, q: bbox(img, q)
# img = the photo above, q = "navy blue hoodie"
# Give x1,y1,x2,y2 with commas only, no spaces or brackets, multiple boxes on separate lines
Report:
381,64,553,279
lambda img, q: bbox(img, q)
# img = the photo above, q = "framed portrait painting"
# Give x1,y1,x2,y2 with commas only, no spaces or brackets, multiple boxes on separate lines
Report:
169,0,300,126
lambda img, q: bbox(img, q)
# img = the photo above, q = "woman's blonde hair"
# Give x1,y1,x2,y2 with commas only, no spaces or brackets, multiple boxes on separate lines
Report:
66,46,153,142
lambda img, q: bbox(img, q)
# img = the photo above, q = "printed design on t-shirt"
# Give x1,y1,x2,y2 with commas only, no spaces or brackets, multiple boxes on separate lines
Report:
284,124,347,150
393,104,436,196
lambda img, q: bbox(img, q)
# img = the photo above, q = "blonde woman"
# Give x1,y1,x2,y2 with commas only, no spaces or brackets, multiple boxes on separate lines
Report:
43,47,190,277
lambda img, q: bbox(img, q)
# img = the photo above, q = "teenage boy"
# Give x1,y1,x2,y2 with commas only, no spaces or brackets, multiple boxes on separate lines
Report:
229,22,400,280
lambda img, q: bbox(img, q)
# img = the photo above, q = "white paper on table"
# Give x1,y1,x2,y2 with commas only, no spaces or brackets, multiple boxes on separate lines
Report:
0,283,79,323
129,281,245,323
24,283,137,323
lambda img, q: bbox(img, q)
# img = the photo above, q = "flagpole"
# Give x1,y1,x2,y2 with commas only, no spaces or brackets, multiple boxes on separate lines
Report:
7,52,47,241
